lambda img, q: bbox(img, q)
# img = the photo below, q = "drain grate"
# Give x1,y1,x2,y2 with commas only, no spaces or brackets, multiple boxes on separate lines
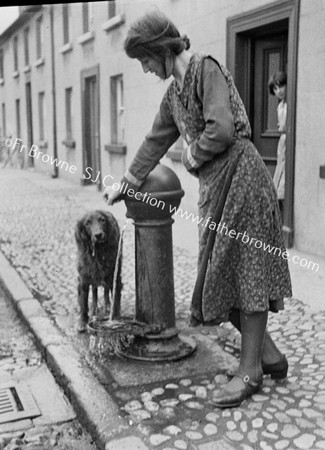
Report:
0,382,41,424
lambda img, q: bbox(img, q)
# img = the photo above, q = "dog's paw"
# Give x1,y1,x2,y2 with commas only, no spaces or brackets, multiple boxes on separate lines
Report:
77,321,87,333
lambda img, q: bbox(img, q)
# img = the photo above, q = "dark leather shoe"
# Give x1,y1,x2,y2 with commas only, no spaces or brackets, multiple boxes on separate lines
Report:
262,354,288,379
212,374,263,408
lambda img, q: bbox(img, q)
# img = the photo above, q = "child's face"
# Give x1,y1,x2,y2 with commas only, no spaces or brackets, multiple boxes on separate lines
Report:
273,84,286,101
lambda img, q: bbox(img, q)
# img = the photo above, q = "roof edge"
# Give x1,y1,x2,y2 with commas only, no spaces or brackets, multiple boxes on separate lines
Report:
0,5,43,43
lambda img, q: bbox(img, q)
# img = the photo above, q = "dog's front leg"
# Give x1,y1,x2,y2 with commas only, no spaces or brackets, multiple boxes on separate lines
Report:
78,280,89,333
103,286,110,318
91,286,98,318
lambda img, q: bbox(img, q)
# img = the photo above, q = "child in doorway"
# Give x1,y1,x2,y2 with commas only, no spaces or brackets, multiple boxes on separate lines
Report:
268,71,287,217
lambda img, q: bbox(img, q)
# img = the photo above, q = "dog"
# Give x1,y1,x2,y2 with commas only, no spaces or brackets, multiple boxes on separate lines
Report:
75,210,122,332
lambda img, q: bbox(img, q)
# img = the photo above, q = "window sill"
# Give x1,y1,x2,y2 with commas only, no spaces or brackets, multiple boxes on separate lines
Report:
166,149,182,162
102,13,125,32
34,57,45,68
13,70,19,78
0,78,4,85
59,42,73,54
38,140,48,149
62,139,75,149
23,65,31,73
77,30,95,45
105,144,127,155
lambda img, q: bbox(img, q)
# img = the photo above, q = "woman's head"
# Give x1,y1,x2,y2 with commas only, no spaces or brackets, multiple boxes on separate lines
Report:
124,10,190,79
268,71,287,96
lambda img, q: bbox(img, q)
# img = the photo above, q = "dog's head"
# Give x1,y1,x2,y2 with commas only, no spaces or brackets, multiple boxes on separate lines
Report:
75,210,111,256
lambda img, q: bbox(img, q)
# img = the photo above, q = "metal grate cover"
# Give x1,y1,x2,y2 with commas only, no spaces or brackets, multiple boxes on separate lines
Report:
0,382,41,424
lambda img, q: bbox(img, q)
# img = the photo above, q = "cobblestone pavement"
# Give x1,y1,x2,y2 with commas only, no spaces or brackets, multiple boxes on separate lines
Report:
0,168,325,450
0,286,97,449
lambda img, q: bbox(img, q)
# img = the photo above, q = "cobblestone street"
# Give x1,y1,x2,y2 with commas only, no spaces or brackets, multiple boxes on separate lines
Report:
0,168,325,450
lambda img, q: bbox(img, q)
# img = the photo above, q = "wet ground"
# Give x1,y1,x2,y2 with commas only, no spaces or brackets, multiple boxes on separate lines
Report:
0,168,325,449
0,285,97,449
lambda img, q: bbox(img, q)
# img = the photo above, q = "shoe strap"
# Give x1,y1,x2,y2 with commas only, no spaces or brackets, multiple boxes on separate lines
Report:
238,374,262,387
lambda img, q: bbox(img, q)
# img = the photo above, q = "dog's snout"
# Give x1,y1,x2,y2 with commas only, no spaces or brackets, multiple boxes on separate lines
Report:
94,230,105,241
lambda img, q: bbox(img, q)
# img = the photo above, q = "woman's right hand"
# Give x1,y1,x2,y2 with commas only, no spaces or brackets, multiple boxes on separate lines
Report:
103,185,123,206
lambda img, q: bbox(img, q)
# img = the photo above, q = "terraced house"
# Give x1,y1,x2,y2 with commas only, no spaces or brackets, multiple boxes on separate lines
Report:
0,0,324,257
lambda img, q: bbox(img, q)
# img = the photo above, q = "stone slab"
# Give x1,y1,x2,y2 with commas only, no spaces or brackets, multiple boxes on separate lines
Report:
0,419,33,435
105,329,238,386
13,365,76,426
105,436,149,450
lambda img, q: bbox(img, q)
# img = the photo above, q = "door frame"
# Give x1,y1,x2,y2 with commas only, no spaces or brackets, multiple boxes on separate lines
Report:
80,64,101,189
227,0,300,248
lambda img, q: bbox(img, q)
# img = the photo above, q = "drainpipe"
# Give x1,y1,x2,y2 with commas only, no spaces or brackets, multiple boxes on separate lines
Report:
50,4,58,178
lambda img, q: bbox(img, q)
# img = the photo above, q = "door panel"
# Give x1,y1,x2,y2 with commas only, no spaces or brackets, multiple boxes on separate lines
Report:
253,34,287,176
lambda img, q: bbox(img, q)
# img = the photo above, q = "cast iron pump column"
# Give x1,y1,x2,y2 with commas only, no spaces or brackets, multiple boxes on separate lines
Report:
123,164,196,362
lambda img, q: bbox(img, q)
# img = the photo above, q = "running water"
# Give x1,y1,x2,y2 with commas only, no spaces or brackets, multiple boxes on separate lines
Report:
110,218,130,321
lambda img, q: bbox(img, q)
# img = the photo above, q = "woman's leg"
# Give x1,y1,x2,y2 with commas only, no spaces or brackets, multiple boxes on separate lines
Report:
229,308,284,365
213,310,266,407
238,310,267,379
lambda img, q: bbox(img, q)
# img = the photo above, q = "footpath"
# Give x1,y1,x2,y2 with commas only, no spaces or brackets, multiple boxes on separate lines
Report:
0,167,325,450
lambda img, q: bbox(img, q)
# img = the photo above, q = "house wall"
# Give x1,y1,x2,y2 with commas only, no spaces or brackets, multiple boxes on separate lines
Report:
294,0,325,256
0,0,325,257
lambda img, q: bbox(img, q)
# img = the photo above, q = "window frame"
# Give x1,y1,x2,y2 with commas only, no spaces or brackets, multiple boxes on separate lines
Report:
110,74,124,145
62,4,70,45
38,92,46,141
36,15,43,60
24,27,30,66
65,87,73,140
13,35,19,72
108,0,116,19
15,99,21,138
0,48,4,79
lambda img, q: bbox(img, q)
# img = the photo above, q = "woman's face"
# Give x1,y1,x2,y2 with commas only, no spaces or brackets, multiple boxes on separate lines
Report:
273,84,286,101
138,56,165,79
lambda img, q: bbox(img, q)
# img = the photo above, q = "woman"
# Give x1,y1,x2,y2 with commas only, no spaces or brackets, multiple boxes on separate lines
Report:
268,72,287,217
104,10,292,408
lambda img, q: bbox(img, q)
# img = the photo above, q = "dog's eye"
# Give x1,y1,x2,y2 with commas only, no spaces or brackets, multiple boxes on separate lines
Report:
86,220,91,226
99,217,105,223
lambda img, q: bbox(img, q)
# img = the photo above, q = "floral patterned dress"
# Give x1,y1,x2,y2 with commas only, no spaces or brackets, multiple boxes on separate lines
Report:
123,53,292,324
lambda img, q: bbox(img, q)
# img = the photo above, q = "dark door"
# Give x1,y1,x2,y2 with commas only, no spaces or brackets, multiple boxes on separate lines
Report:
25,82,34,167
81,67,101,188
252,34,287,176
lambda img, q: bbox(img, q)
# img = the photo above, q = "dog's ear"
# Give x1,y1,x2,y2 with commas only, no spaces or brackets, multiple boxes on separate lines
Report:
75,219,89,249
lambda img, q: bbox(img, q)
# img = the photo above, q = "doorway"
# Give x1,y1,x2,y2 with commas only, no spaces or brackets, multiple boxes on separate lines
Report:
227,0,300,248
253,33,287,177
81,65,101,189
25,82,34,167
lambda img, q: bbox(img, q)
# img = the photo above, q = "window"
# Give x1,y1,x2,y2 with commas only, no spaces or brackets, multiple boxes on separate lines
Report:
24,28,29,66
65,87,73,140
63,4,70,44
0,48,4,79
13,36,18,71
2,103,6,137
38,92,45,140
36,16,43,59
82,2,93,33
110,75,124,144
16,99,21,138
108,0,116,19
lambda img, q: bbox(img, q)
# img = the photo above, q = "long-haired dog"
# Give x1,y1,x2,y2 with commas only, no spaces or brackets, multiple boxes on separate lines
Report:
75,210,122,332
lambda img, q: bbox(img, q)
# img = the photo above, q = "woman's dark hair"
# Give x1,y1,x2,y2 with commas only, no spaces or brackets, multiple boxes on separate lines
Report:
124,10,190,61
268,71,287,95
